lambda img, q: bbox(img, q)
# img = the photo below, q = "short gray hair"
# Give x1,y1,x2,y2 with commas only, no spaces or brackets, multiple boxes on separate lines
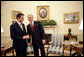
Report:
27,14,33,17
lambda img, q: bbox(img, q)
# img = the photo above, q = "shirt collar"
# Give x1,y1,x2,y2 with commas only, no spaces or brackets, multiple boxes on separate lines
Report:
30,21,34,25
17,20,22,25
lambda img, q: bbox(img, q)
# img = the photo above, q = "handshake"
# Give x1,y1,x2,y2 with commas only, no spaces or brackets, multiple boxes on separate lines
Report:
23,35,30,39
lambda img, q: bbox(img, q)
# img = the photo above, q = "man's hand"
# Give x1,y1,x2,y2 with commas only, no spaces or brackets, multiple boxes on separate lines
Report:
28,43,31,46
26,35,29,39
42,39,46,45
23,35,29,39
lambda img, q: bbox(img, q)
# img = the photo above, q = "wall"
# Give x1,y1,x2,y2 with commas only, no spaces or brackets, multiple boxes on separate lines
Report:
1,1,83,44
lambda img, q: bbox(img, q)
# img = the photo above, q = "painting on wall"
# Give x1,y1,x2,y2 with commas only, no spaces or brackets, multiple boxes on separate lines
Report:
12,11,21,19
12,20,17,24
12,19,17,24
37,5,50,21
64,12,79,24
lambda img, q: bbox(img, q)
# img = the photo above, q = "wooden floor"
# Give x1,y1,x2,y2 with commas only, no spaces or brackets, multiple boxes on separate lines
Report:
4,52,70,56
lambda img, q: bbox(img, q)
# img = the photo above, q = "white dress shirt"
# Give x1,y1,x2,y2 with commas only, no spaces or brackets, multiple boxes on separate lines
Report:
17,20,23,31
30,21,34,27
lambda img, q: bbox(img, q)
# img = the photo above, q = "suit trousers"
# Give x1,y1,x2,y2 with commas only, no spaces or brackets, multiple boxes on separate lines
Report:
33,43,46,56
15,47,27,56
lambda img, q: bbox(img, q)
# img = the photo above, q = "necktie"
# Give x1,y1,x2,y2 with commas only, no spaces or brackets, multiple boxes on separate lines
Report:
31,23,34,32
20,24,23,31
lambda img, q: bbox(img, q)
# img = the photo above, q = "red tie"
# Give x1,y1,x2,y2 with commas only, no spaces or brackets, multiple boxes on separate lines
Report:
31,23,34,32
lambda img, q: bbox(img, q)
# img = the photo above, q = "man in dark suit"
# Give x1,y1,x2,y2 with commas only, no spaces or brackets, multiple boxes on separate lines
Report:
10,13,29,56
27,14,46,56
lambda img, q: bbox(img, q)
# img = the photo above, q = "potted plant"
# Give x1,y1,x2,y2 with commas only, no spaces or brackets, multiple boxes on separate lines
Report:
40,20,57,26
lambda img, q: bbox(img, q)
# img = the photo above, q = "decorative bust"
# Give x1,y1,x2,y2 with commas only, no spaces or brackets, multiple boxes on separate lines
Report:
68,28,72,36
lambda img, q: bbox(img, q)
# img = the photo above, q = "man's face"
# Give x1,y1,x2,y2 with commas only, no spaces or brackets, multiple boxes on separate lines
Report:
18,15,24,23
27,15,34,23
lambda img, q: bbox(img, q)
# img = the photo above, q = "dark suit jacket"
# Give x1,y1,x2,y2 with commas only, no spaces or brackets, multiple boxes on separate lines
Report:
27,21,45,47
10,22,27,50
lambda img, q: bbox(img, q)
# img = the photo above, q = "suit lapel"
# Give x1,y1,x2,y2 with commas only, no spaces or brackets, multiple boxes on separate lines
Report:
29,24,32,32
22,24,26,33
30,22,35,32
34,21,36,31
29,21,37,32
16,22,24,33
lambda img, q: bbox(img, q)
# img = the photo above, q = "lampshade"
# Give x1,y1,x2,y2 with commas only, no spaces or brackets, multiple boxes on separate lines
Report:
1,26,4,32
79,19,83,30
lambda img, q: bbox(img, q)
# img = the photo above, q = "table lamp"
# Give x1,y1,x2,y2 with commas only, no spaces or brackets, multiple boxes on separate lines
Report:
79,19,83,30
1,26,4,48
79,19,83,43
1,26,4,32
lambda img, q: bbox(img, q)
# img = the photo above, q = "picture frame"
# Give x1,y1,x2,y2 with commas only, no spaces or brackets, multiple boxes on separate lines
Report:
37,5,50,21
12,11,21,19
64,12,79,24
12,20,17,24
12,19,17,24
